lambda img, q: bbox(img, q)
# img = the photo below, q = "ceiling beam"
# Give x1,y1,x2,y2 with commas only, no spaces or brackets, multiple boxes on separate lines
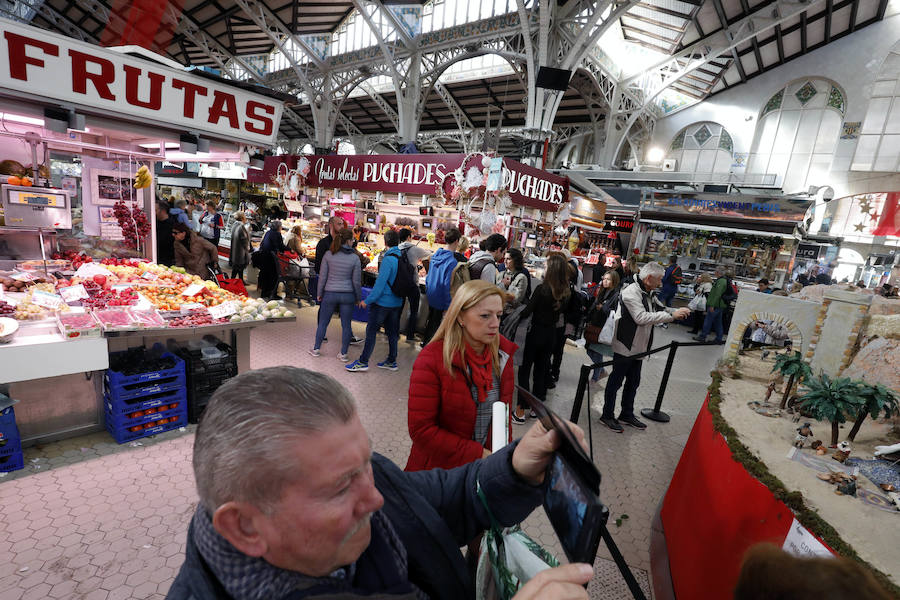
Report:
876,0,889,19
849,0,859,31
774,24,785,63
824,0,833,42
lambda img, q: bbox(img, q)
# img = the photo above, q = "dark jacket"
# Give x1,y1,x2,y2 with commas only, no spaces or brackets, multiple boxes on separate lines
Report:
520,283,570,328
406,337,517,471
314,234,334,274
166,445,543,600
156,216,175,266
228,223,251,269
175,231,219,279
588,286,620,330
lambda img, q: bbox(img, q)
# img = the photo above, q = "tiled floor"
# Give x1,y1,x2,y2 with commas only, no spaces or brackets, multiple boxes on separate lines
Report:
0,307,722,599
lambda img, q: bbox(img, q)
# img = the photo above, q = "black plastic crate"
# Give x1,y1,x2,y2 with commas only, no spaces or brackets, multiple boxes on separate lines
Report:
188,392,213,424
171,338,237,425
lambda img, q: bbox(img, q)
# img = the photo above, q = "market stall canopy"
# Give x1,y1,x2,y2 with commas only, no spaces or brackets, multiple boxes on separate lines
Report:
0,18,285,147
568,192,607,232
249,154,569,212
640,190,813,235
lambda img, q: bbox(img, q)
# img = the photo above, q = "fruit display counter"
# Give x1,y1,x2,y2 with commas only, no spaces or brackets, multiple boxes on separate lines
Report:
0,257,297,446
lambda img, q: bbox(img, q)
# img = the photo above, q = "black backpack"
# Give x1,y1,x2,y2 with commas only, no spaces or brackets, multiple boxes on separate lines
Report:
721,277,738,303
469,256,493,281
389,248,418,297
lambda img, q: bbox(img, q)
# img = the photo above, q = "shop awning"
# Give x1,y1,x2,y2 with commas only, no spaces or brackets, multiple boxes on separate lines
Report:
639,218,796,238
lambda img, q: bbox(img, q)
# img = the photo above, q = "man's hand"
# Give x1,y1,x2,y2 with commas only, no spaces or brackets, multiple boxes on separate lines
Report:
673,307,691,320
511,420,587,485
511,564,593,600
359,301,367,309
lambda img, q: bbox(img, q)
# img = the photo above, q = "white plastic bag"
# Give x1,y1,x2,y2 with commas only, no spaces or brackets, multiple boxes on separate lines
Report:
597,303,618,346
688,293,707,312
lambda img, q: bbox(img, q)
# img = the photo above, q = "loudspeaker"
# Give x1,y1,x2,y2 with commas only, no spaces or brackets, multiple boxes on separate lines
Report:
179,134,198,154
535,67,572,91
43,108,68,134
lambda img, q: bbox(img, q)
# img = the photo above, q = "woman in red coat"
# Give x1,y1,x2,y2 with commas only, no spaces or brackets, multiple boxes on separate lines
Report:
406,279,517,471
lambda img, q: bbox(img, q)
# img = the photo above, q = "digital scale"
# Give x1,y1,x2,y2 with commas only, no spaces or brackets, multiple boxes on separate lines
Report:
2,185,72,230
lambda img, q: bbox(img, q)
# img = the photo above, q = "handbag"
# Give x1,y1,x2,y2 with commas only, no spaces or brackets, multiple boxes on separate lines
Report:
474,482,559,600
597,301,618,346
584,323,601,344
688,292,707,312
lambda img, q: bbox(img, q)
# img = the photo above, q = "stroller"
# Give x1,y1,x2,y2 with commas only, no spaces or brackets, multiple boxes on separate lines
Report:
275,252,314,306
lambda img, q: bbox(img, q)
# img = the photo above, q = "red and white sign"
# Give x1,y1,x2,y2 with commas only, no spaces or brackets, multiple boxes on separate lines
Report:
251,154,569,212
0,18,283,146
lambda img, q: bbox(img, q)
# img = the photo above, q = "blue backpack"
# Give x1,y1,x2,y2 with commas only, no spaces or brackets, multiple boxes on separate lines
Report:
425,249,458,310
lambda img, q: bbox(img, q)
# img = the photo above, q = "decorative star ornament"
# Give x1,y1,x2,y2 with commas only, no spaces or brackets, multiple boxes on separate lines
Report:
869,212,881,223
858,199,872,214
854,222,866,232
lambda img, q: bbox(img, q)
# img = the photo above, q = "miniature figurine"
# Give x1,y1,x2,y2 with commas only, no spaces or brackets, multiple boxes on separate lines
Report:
836,479,857,497
794,422,813,448
832,441,851,463
811,440,822,450
764,381,777,403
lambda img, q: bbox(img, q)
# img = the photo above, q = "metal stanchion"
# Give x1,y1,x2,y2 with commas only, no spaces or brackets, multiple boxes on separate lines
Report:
570,364,591,424
642,340,679,423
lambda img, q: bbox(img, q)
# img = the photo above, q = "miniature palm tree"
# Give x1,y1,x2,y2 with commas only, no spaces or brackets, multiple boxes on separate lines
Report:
771,351,812,409
846,382,899,442
796,373,865,446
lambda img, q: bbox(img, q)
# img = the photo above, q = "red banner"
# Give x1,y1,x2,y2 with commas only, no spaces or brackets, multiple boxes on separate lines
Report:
659,396,833,598
872,192,900,237
249,154,568,212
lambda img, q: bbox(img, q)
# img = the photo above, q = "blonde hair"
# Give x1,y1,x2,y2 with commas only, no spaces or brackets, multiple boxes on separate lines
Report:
697,273,713,284
457,236,470,253
234,211,245,221
432,280,505,377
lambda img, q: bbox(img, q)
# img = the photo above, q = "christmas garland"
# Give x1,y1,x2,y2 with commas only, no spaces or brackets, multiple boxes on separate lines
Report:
648,225,784,250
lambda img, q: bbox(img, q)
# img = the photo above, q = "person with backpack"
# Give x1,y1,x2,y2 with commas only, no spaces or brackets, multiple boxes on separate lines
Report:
467,233,507,286
693,266,734,344
198,200,225,246
398,229,431,343
346,230,404,373
549,258,586,388
659,255,682,307
423,228,469,344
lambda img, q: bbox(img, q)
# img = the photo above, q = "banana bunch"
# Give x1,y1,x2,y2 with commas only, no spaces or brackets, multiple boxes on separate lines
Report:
134,165,152,189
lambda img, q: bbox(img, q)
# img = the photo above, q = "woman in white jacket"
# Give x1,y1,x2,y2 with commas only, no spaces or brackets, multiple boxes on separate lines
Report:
688,273,713,334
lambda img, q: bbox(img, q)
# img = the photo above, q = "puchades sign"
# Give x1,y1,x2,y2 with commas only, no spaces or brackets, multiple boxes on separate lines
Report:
270,154,569,212
0,17,283,146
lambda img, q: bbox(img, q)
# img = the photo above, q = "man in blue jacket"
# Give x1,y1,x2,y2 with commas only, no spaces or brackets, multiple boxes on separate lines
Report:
346,230,404,372
167,367,594,600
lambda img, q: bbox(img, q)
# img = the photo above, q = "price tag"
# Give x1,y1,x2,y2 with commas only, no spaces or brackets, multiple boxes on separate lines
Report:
208,301,237,320
31,290,63,309
181,283,205,297
10,271,33,282
59,284,89,302
112,284,136,292
141,271,159,281
180,302,206,314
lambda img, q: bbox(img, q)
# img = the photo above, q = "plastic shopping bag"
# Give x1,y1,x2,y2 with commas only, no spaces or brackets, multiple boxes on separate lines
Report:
688,293,707,312
597,302,618,346
474,482,559,600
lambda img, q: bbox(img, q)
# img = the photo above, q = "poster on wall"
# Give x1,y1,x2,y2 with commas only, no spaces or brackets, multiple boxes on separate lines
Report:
91,169,135,206
98,207,124,240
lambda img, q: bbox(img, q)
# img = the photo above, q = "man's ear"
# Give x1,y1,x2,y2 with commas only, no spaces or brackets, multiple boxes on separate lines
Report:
212,502,269,558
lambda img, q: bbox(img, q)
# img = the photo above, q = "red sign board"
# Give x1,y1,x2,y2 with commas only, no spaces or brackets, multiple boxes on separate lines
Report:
250,154,568,212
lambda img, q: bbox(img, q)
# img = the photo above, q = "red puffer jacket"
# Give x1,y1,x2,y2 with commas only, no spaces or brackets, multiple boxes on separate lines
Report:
405,335,517,471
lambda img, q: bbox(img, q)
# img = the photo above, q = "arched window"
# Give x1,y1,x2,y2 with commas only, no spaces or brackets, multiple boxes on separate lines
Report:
747,78,845,192
666,122,734,173
852,41,900,171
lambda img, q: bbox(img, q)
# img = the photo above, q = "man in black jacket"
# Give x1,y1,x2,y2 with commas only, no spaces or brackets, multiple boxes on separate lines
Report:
167,367,593,600
155,200,175,267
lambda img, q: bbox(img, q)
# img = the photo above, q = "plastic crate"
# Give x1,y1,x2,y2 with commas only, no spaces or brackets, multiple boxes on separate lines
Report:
106,348,185,395
188,392,213,424
104,411,187,444
104,394,186,429
0,448,24,473
104,386,187,414
0,406,19,449
105,373,186,402
180,342,237,376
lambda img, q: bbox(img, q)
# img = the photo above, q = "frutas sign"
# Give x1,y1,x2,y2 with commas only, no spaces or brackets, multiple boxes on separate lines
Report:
303,154,568,211
0,18,283,146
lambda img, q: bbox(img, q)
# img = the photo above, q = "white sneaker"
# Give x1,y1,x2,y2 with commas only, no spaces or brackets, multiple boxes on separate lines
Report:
308,348,320,357
337,353,349,362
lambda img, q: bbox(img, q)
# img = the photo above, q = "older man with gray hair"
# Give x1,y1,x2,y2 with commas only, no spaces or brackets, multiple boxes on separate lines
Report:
168,367,595,600
600,262,690,432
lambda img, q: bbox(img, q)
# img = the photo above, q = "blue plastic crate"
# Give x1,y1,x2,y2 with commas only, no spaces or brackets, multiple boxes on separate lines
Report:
105,371,186,402
0,448,23,473
0,407,20,450
104,411,187,444
104,398,186,430
352,286,372,322
106,349,185,400
104,387,187,416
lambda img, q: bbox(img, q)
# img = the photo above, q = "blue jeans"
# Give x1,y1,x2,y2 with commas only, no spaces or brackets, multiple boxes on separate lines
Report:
359,304,400,364
700,306,725,342
658,285,677,307
315,291,356,354
586,347,610,381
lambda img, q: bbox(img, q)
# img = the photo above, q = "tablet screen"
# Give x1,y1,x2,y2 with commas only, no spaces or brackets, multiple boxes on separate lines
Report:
545,454,591,552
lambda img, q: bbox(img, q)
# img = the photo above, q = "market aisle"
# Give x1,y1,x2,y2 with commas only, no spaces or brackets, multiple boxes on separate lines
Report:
0,306,722,600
